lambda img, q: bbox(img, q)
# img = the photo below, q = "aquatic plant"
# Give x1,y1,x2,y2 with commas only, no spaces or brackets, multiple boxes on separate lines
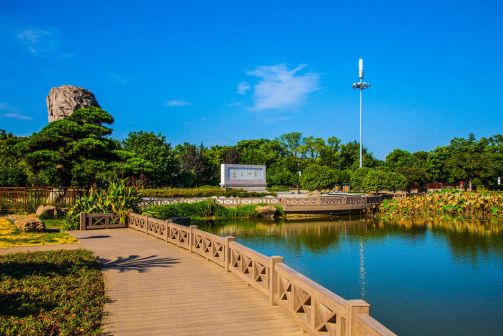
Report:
381,190,503,215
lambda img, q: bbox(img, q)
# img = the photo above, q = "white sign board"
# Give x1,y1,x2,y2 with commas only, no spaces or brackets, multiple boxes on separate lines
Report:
220,164,266,191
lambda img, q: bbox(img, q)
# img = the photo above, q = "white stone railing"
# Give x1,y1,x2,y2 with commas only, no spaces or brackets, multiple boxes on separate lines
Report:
80,212,396,336
139,196,280,208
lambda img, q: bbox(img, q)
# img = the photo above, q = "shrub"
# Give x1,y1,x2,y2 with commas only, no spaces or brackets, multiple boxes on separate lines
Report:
63,179,140,230
362,170,408,192
300,165,337,191
350,167,371,192
139,187,272,198
0,249,107,335
143,199,283,220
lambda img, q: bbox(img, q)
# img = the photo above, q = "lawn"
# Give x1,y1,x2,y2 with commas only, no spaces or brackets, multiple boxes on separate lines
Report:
0,249,108,335
0,217,76,248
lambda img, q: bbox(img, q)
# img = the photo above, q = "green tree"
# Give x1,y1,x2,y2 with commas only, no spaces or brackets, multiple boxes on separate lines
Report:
20,107,117,187
123,131,177,186
350,167,370,191
445,134,494,189
386,149,426,189
300,164,337,191
278,132,303,157
174,143,211,187
267,164,297,187
299,136,325,162
0,130,28,186
319,136,342,168
362,169,408,193
339,141,380,170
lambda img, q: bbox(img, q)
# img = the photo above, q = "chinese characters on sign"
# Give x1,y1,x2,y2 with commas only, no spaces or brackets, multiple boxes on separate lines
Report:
229,167,264,181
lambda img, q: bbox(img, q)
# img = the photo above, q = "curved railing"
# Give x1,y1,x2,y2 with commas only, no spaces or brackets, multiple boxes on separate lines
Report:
140,196,280,208
80,212,396,336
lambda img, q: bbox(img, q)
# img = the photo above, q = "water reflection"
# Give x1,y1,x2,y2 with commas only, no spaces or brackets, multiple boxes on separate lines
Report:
199,215,503,336
200,215,503,259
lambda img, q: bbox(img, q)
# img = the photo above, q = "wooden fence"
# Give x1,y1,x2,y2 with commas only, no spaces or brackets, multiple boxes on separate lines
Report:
80,212,396,336
0,187,83,212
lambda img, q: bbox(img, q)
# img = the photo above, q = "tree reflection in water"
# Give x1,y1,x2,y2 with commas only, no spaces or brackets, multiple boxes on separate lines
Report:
199,214,503,259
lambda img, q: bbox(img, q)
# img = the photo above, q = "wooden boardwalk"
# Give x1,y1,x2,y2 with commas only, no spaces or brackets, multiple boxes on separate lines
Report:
70,229,305,336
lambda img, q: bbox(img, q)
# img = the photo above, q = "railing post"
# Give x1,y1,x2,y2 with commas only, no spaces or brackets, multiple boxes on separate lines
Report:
269,256,284,305
165,220,170,242
79,212,87,231
224,236,235,272
189,225,197,253
346,299,370,335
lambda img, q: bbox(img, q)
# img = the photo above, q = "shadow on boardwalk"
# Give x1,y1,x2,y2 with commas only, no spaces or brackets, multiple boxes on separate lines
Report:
98,255,179,273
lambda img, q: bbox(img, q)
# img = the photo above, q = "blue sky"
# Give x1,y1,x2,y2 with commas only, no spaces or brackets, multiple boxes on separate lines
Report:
1,0,502,159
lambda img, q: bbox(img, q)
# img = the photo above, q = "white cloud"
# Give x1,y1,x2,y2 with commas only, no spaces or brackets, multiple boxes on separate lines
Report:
0,103,33,121
165,100,191,107
17,27,59,55
228,102,243,108
108,72,129,84
245,64,320,112
237,81,250,95
1,113,33,121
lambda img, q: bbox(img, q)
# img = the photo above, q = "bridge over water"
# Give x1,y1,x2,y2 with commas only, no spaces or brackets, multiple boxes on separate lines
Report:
73,212,396,336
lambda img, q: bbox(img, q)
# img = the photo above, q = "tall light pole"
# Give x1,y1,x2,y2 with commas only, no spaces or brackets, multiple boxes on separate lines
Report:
352,58,370,168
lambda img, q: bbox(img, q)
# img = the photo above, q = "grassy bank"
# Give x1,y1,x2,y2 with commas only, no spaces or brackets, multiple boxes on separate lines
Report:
0,217,76,248
0,249,108,335
139,186,272,198
143,199,284,220
381,190,503,216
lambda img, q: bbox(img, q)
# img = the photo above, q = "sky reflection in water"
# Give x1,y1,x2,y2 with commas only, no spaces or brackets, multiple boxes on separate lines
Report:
200,215,503,336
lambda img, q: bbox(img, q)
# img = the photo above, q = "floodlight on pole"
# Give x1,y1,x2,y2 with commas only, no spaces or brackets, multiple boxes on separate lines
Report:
352,58,370,168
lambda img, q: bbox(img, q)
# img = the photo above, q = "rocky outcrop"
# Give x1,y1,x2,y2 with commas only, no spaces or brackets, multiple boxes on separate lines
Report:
14,215,46,232
255,205,277,218
47,85,100,122
35,205,57,219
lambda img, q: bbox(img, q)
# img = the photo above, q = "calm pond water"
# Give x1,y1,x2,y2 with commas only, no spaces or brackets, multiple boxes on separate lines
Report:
199,215,503,336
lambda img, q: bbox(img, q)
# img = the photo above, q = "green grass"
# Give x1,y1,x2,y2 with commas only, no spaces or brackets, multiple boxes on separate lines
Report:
0,249,108,335
0,217,77,248
143,199,283,220
139,186,273,198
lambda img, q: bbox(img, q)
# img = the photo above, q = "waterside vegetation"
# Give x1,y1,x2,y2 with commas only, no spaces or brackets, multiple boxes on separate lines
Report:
63,180,140,230
143,199,284,220
381,190,503,216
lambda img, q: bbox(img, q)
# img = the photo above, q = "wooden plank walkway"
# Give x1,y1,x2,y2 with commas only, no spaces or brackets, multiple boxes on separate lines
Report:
70,229,305,336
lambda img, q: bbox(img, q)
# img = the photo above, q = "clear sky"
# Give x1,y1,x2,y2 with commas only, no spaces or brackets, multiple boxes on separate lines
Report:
1,0,502,159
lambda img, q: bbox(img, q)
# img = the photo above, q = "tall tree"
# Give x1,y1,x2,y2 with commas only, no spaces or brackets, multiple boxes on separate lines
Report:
123,131,177,186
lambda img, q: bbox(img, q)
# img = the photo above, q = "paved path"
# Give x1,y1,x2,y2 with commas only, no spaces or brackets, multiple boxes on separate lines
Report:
70,229,304,336
0,242,81,255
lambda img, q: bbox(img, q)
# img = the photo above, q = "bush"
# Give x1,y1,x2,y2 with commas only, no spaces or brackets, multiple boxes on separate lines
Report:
267,165,297,187
300,165,337,191
0,249,107,335
143,199,283,220
64,179,140,230
139,187,272,198
350,167,371,192
362,170,408,192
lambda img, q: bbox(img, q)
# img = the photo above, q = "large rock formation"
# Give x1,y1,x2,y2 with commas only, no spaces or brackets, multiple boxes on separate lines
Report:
47,85,100,122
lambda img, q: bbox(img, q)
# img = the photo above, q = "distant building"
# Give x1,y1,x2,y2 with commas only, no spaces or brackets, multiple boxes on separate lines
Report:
220,164,267,192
